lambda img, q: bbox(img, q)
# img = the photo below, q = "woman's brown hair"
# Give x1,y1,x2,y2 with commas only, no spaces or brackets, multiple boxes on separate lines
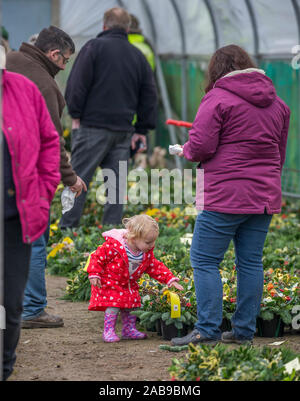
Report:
205,44,257,93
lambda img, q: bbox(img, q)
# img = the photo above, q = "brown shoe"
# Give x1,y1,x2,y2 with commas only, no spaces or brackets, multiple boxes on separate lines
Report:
22,311,64,329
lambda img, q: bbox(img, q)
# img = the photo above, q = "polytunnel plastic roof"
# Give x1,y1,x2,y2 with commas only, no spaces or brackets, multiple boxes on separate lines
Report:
60,0,300,57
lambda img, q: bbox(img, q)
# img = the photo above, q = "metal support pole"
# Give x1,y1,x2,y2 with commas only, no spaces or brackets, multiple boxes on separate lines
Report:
140,0,182,170
51,0,60,27
245,0,260,61
291,0,300,44
170,0,188,143
204,0,221,50
116,0,125,8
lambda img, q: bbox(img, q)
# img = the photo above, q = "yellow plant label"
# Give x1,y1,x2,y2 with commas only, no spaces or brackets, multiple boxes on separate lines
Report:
164,290,181,318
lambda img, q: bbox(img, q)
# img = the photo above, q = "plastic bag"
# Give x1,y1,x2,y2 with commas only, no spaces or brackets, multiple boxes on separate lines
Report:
61,187,76,214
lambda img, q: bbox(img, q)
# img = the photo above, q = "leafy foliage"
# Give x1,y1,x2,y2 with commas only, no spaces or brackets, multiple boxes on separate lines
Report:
169,343,300,381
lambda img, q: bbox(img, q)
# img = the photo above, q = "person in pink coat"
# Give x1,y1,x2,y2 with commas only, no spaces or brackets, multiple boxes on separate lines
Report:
171,44,290,347
87,214,183,342
2,63,60,380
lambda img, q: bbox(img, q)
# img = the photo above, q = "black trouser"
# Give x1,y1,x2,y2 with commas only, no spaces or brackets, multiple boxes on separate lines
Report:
3,216,31,380
60,126,132,228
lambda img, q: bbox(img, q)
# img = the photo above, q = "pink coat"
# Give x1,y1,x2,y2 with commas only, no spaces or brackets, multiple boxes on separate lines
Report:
87,229,178,311
2,70,60,243
183,69,290,214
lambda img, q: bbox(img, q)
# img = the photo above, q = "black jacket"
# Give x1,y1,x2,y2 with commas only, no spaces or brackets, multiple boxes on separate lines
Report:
65,29,157,134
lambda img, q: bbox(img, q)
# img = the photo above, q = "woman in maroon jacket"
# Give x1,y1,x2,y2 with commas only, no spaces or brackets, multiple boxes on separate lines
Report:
172,45,290,347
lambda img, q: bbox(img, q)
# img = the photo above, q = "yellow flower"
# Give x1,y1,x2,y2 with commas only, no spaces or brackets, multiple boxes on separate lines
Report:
50,223,58,231
63,128,70,138
47,243,64,259
47,237,74,260
145,208,160,216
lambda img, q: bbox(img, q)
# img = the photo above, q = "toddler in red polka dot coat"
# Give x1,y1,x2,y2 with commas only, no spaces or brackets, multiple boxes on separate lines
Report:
87,214,183,342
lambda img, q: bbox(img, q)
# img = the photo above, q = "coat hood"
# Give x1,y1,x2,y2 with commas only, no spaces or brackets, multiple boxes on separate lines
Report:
215,68,276,108
102,228,127,246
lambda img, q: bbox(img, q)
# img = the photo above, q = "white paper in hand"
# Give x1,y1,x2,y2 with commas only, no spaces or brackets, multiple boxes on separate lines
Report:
61,187,76,214
169,144,183,155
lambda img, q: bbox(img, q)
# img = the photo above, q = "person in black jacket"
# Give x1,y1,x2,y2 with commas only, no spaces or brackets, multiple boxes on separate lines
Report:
60,7,157,227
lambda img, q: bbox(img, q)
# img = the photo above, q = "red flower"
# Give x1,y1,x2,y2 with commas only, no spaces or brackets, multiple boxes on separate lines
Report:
195,377,201,381
73,232,78,237
285,296,291,301
98,225,103,229
171,376,176,381
284,261,289,265
230,298,236,303
281,214,287,219
233,265,236,270
186,302,192,307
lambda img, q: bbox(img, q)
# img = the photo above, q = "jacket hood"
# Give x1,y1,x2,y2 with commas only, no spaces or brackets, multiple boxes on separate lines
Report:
102,228,127,245
215,68,276,108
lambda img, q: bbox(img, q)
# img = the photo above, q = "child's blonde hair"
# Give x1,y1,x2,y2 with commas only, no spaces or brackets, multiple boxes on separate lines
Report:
122,214,159,240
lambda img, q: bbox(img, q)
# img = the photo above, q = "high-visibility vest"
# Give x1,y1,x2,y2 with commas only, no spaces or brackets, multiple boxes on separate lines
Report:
128,33,155,71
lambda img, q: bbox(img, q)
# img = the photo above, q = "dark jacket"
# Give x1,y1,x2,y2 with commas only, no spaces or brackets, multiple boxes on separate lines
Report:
3,134,18,219
6,43,77,186
65,29,157,134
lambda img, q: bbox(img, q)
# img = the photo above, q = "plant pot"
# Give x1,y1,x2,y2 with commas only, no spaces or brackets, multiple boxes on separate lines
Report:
220,318,232,333
160,320,189,341
144,321,157,332
256,315,284,337
156,319,162,336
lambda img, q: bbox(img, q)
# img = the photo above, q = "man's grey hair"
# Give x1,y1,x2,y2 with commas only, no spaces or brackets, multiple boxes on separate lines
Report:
103,7,131,31
35,26,75,54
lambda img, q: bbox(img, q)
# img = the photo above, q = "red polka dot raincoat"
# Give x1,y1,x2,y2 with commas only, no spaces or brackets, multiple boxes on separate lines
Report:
87,229,178,311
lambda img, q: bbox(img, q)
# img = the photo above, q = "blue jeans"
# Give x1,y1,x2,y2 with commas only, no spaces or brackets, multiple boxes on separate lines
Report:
22,224,50,320
190,211,272,340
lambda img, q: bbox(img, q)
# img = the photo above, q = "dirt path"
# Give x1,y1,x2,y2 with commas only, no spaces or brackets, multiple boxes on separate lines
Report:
9,274,300,381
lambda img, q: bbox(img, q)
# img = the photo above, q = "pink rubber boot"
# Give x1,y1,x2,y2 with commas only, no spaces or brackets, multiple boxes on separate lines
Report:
121,310,147,340
102,313,120,343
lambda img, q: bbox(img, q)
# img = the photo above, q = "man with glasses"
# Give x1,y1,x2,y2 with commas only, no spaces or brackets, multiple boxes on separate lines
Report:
6,26,86,329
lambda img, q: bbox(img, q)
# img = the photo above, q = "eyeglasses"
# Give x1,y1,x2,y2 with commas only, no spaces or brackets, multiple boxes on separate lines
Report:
58,52,70,64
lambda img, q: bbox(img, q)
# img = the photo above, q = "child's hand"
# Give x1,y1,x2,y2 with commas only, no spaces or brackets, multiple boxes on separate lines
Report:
170,281,184,291
89,277,101,288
